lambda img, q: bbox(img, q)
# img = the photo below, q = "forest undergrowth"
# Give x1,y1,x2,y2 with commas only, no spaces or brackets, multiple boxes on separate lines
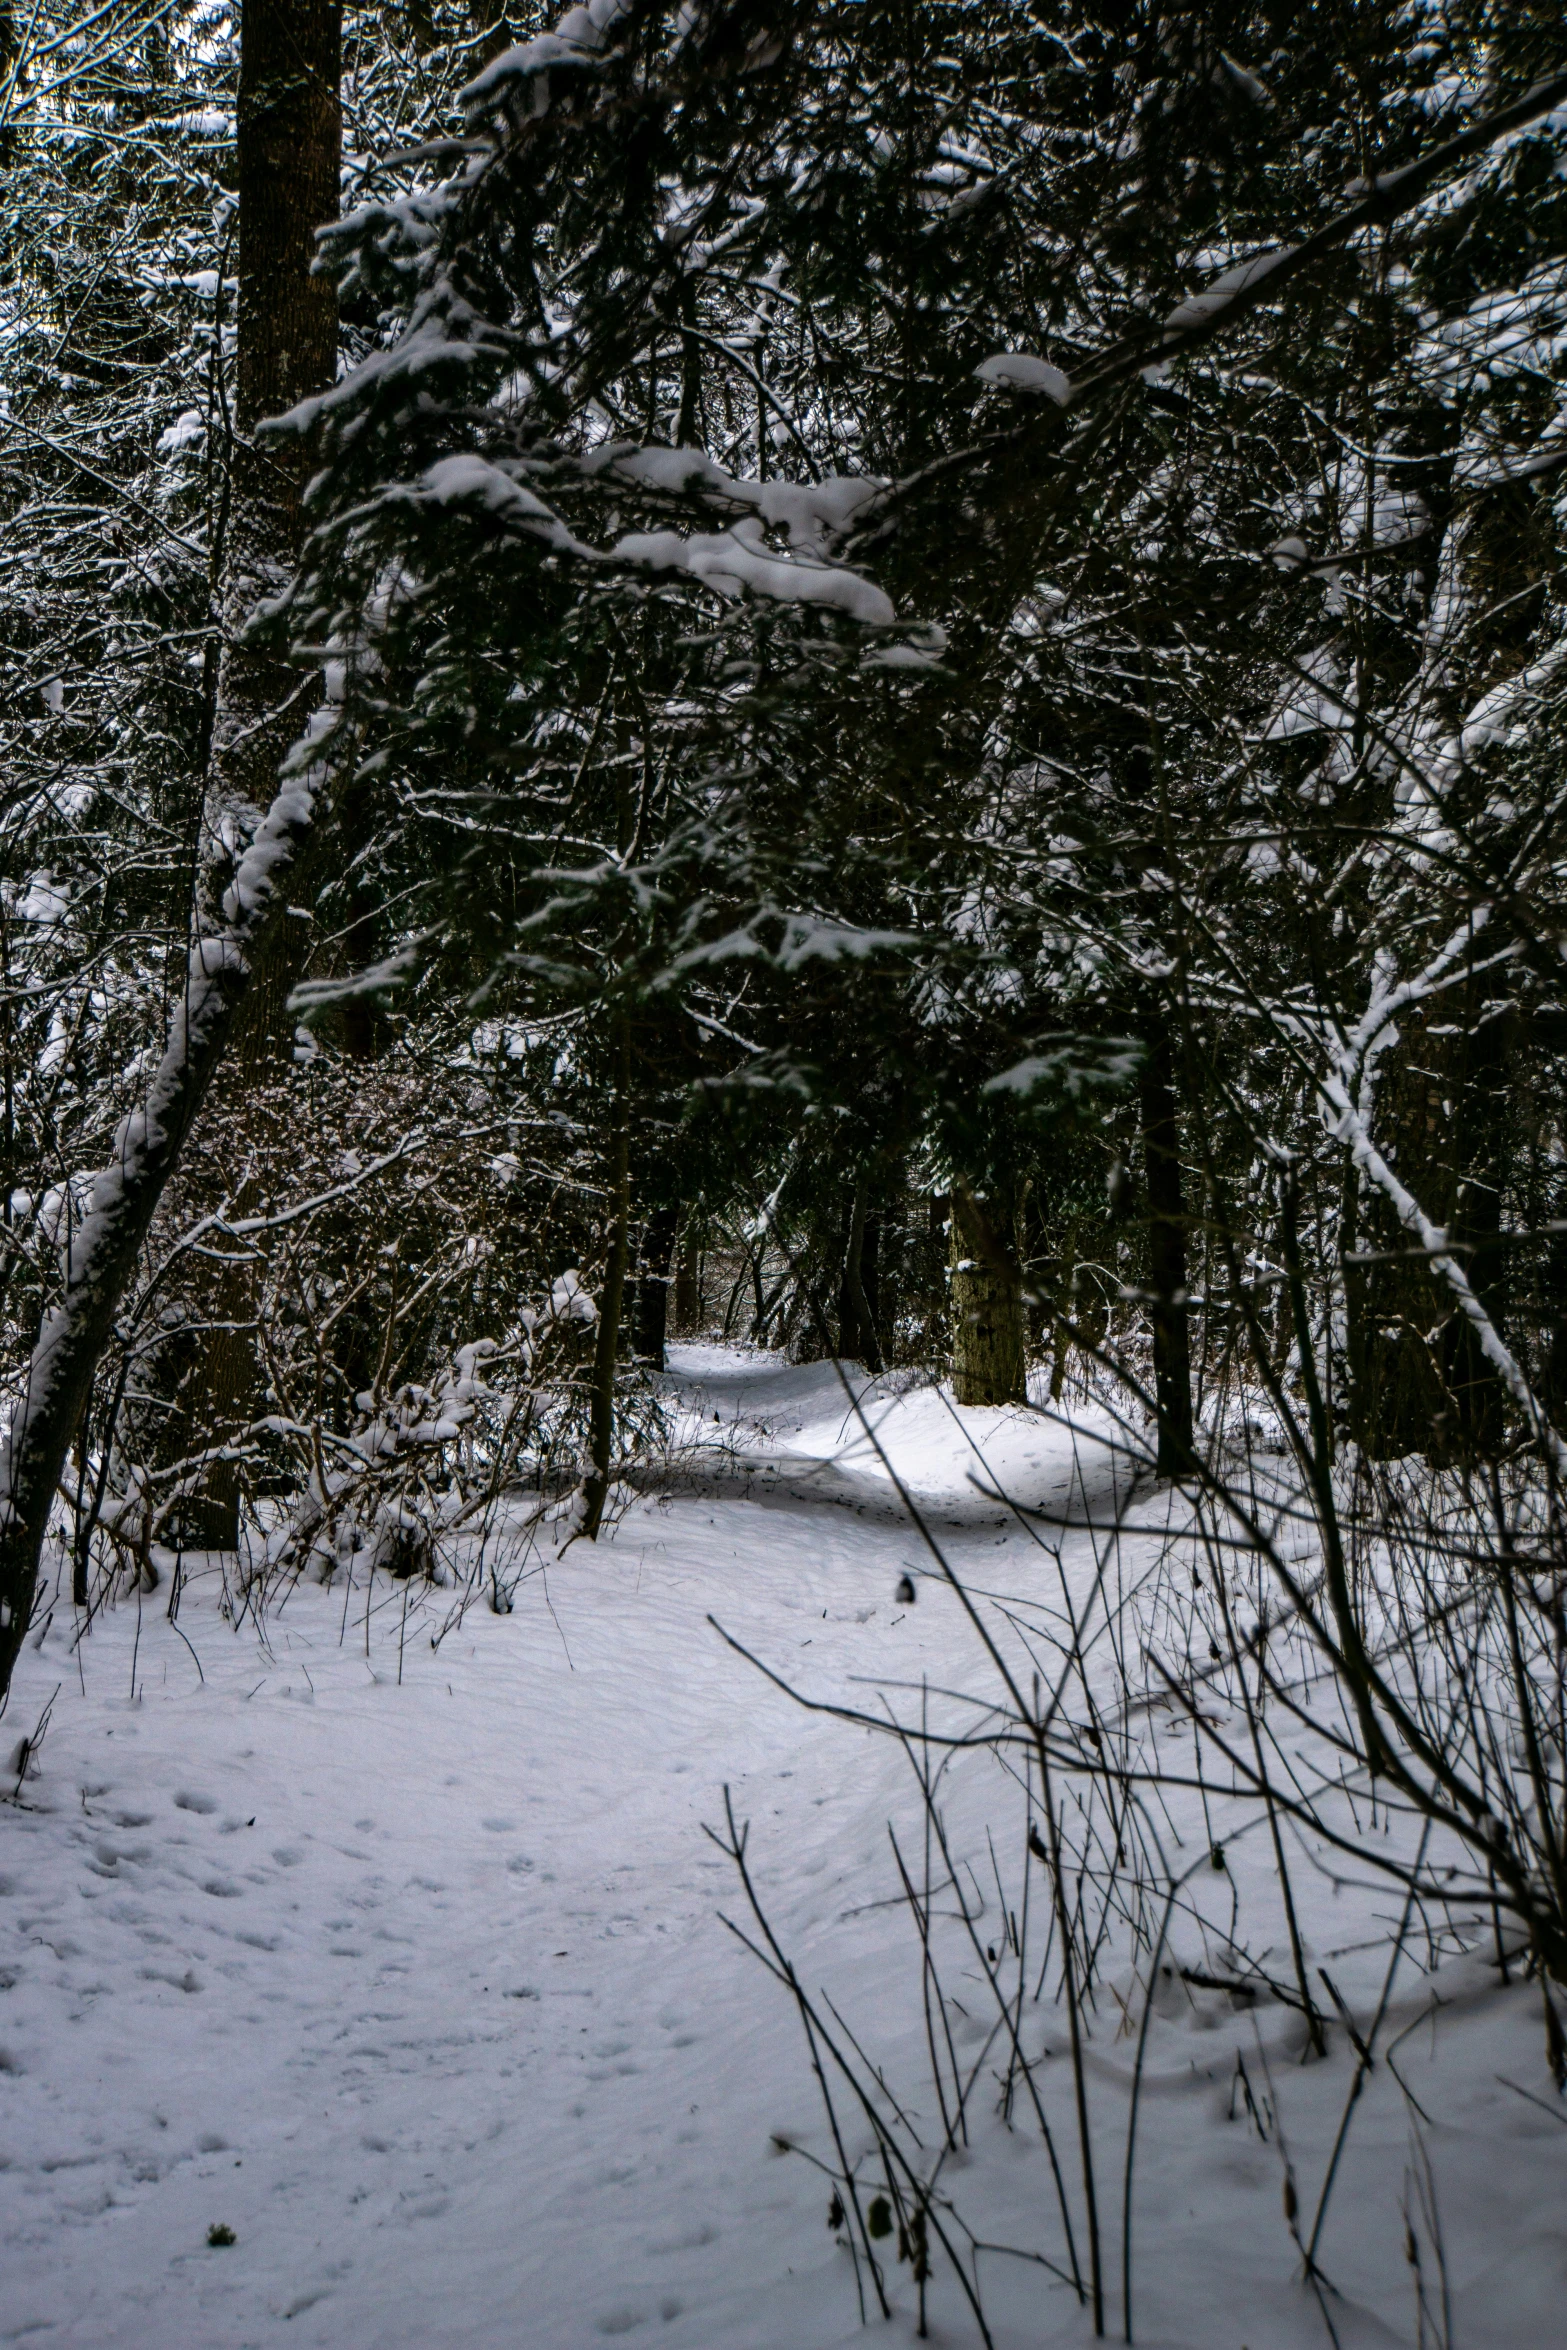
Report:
708,1332,1567,2346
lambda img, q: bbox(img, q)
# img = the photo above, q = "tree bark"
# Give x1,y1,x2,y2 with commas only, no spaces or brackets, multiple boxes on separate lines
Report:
210,0,341,874
0,0,344,1678
208,0,342,1040
632,1202,678,1369
0,765,328,1703
580,1007,632,1539
1138,1020,1194,1475
949,1183,1026,1407
163,0,342,1544
836,1172,883,1372
674,1220,701,1334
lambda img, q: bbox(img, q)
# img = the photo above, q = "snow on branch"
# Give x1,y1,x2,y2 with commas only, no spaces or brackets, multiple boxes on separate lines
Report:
458,0,631,115
973,353,1072,402
1321,1070,1567,1478
311,430,900,631
1303,916,1563,1474
599,445,894,620
1160,245,1300,335
612,521,895,624
602,445,883,553
0,698,340,1577
1036,69,1567,409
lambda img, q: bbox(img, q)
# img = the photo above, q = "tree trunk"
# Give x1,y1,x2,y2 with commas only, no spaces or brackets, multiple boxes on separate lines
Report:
0,767,329,1704
1138,1020,1194,1475
163,0,342,1545
632,1202,678,1369
674,1221,701,1334
949,1183,1026,1407
0,0,346,1628
209,0,342,1054
1347,993,1513,1463
836,1172,883,1372
211,0,341,870
580,1008,632,1539
862,1206,884,1359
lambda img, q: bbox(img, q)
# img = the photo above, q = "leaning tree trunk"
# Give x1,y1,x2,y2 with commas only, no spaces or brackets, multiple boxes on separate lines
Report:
949,1183,1027,1407
0,0,345,1687
160,0,342,1545
0,765,331,1704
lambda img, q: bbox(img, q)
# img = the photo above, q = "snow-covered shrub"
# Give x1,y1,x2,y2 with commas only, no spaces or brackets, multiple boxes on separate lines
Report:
50,1029,675,1600
250,1288,618,1603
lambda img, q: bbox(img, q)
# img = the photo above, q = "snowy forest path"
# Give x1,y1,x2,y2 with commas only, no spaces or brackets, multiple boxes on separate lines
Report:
3,1354,1565,2350
0,1355,1113,2349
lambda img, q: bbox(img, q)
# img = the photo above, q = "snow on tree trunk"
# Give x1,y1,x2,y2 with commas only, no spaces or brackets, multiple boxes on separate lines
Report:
0,749,331,1704
949,1184,1026,1409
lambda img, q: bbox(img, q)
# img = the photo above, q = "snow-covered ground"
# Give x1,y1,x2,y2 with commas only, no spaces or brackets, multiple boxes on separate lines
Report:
2,1348,1564,2348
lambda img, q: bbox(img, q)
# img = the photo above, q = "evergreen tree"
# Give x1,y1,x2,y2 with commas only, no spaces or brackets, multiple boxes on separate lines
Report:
4,0,1567,1709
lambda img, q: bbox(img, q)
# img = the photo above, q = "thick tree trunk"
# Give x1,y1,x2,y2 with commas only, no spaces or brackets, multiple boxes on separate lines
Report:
211,0,342,1040
163,0,342,1545
674,1222,701,1334
949,1183,1027,1407
0,0,344,1677
1138,1020,1194,1476
211,0,341,866
632,1202,678,1369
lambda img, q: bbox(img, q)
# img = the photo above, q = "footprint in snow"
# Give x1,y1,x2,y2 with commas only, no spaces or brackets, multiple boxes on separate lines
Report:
139,1966,201,1994
173,1791,218,1816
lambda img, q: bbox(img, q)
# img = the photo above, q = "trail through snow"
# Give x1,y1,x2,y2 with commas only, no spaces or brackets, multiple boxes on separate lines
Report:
2,1349,1563,2347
